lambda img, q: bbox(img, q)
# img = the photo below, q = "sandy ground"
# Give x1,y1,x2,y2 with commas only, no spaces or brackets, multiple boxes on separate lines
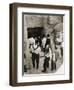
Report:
24,51,63,74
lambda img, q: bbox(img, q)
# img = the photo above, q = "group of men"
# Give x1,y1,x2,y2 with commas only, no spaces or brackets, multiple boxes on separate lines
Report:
29,34,53,73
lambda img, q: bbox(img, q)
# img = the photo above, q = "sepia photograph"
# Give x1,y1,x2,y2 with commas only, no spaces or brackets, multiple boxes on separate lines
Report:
23,14,64,75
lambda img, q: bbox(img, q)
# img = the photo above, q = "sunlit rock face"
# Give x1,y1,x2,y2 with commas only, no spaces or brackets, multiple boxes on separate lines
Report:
48,16,63,25
54,23,63,43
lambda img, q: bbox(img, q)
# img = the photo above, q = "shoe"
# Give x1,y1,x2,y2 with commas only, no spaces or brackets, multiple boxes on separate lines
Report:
42,70,46,73
36,67,38,69
33,66,35,68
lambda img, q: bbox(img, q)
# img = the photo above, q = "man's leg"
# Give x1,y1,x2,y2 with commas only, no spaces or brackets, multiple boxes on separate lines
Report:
42,59,47,72
51,60,54,71
47,58,50,68
36,54,39,69
32,53,35,68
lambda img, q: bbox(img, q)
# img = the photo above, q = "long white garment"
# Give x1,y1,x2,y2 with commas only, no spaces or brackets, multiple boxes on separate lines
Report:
42,37,46,48
29,37,35,53
45,47,52,60
29,37,35,45
34,45,41,55
30,44,35,53
53,47,61,62
30,44,41,55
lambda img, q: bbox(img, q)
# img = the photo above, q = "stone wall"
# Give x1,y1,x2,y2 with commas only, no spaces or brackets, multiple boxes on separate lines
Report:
25,15,43,28
24,15,63,35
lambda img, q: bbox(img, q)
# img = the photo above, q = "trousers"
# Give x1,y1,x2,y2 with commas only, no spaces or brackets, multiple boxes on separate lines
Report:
32,53,39,69
43,57,50,71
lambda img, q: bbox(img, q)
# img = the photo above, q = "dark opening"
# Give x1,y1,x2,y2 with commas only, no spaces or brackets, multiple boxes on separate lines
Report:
27,27,43,38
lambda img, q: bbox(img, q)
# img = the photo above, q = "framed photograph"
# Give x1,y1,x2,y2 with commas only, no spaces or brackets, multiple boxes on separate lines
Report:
9,3,72,86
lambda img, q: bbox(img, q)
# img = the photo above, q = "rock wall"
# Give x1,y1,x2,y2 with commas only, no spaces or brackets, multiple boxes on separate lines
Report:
25,15,43,28
24,15,63,35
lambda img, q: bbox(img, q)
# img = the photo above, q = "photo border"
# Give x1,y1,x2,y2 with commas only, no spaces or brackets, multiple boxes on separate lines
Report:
9,3,72,86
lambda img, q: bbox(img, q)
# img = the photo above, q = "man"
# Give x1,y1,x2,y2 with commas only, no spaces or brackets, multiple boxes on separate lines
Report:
42,34,46,52
34,40,41,69
42,44,52,72
45,34,50,47
37,36,42,47
51,45,60,71
29,36,35,46
30,40,41,69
